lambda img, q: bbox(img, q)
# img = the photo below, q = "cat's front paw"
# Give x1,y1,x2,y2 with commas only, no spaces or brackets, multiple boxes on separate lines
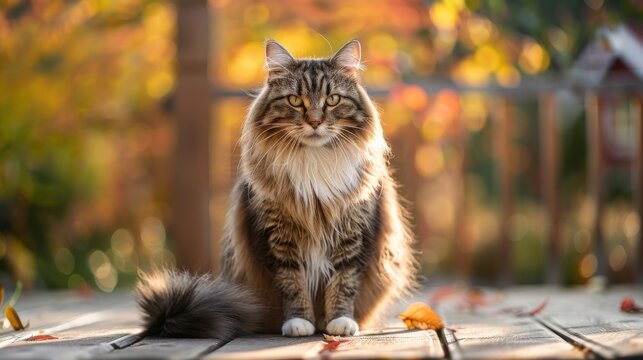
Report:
282,317,316,337
326,316,359,336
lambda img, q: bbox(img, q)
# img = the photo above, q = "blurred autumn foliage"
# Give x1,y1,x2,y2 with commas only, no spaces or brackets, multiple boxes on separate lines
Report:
0,0,642,290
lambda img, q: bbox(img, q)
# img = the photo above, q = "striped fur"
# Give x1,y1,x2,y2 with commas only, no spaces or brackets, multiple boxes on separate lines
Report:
136,40,417,339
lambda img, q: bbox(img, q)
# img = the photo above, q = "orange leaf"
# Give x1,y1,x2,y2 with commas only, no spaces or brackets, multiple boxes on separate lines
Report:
399,302,444,330
5,306,28,331
621,296,643,313
25,335,58,342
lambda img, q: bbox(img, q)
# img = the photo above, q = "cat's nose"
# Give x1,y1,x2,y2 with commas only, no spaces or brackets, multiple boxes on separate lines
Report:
306,119,322,129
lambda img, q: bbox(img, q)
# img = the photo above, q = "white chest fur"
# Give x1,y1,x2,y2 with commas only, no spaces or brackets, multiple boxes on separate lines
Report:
302,241,333,296
276,146,363,204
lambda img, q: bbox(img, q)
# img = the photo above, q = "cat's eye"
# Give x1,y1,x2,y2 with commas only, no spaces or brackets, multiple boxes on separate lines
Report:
287,95,303,107
326,94,340,106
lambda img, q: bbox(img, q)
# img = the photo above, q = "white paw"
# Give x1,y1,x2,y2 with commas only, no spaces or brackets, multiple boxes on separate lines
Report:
282,317,316,337
326,316,359,336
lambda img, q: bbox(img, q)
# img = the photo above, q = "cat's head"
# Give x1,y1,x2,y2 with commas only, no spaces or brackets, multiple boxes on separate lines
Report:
245,39,381,150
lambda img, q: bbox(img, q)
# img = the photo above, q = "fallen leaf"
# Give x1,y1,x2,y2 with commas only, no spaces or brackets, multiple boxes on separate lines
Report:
462,289,486,310
428,286,459,306
320,334,350,355
74,284,94,298
5,306,28,331
527,300,548,316
25,335,58,342
621,296,643,313
498,300,548,317
399,302,444,330
458,288,504,311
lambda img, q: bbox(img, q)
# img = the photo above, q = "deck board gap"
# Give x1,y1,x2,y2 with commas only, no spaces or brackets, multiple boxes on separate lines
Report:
436,329,452,359
534,316,614,359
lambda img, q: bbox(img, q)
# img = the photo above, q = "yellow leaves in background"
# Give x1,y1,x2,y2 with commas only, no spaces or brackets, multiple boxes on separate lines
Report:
429,1,462,31
475,45,502,72
227,42,265,86
146,70,174,99
219,0,555,89
401,86,429,111
243,3,270,26
452,58,490,86
461,92,488,132
496,65,521,87
466,16,494,47
415,144,444,178
399,302,444,330
519,40,550,74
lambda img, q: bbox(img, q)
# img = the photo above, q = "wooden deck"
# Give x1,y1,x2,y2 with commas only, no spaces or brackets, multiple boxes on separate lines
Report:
1,286,642,359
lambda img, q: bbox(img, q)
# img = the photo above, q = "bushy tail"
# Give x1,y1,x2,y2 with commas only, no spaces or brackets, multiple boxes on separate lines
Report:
135,270,264,340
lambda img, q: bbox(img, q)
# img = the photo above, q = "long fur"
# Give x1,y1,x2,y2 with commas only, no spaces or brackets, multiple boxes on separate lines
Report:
135,39,417,339
135,270,264,340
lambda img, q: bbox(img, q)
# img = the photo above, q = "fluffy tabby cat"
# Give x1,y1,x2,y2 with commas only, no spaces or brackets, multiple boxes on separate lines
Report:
136,39,416,340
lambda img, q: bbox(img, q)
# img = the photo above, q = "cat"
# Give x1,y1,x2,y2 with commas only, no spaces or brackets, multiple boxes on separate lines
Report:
136,39,417,340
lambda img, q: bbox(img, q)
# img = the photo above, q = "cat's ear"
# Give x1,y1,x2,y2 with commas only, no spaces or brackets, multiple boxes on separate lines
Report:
331,40,362,76
265,39,295,78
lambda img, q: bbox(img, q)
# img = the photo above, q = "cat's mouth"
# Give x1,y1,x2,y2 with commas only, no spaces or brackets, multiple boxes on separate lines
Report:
297,125,333,147
300,132,333,147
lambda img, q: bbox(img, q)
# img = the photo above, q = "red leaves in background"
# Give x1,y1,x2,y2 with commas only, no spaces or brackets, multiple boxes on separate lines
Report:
429,286,504,311
527,300,548,316
428,286,459,307
25,335,58,342
620,296,643,313
499,300,548,317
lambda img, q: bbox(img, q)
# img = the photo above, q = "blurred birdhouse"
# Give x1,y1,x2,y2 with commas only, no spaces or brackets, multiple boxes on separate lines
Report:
572,24,643,282
572,24,643,165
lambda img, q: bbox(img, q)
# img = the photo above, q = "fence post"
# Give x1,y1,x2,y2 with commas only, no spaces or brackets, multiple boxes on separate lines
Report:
173,0,212,273
540,93,562,285
634,96,643,284
495,96,513,286
586,92,608,281
454,107,470,283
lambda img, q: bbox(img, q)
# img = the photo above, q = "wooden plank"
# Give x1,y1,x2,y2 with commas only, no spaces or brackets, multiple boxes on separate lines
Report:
533,288,643,358
0,329,141,359
101,338,224,360
206,329,443,360
465,286,643,359
0,292,142,359
327,328,444,359
442,311,581,359
204,335,323,360
0,292,136,343
174,0,212,272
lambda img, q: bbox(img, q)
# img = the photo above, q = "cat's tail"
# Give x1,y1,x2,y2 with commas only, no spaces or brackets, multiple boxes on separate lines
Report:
135,270,264,340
